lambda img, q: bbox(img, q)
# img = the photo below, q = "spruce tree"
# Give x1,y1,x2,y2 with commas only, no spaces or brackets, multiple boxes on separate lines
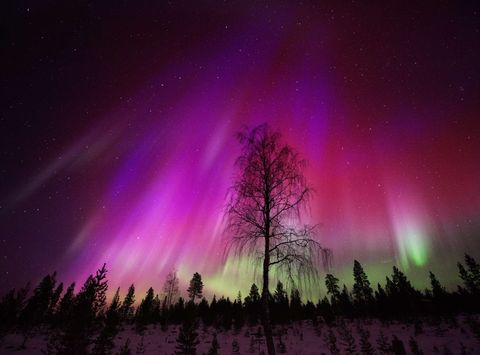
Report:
429,271,446,299
458,254,480,295
187,273,203,303
175,320,199,354
48,282,63,320
357,325,375,355
290,288,302,321
92,287,122,354
56,264,109,354
323,328,340,355
0,287,29,340
273,281,289,323
18,272,57,347
337,321,357,354
207,332,220,355
120,284,135,321
353,260,373,307
325,274,340,304
136,287,155,333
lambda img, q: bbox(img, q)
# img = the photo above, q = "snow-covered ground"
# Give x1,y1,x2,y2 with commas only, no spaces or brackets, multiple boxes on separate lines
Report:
1,315,479,354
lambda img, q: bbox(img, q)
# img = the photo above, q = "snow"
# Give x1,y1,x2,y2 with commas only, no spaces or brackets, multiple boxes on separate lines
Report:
1,315,479,354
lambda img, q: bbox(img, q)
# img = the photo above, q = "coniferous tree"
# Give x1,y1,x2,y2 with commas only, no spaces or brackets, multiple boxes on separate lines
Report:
374,283,388,318
136,287,155,333
92,287,122,354
323,328,340,355
353,260,373,308
0,285,29,341
207,332,220,355
337,321,357,354
458,254,480,296
54,264,109,354
47,282,63,320
272,281,289,323
465,254,480,282
289,288,302,321
357,325,375,355
187,273,203,303
325,274,341,311
232,296,245,331
18,272,57,347
429,271,446,299
244,284,261,325
317,296,334,324
120,284,135,321
175,320,199,355
339,285,353,316
55,282,75,327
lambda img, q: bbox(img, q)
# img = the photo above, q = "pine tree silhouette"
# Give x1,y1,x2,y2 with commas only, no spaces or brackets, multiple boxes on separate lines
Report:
325,274,340,306
135,287,155,333
357,325,375,355
18,272,57,347
92,287,122,354
353,260,374,310
337,321,357,354
187,273,203,303
55,282,75,327
175,320,199,354
120,284,135,322
54,264,108,354
323,328,340,355
207,332,220,355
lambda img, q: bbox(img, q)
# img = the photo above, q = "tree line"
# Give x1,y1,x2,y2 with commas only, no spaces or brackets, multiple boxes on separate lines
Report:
0,254,479,354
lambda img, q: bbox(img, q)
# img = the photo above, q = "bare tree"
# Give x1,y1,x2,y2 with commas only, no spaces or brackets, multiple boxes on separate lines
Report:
163,270,180,308
225,124,330,355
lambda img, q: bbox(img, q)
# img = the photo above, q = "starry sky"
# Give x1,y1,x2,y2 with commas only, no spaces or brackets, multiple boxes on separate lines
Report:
1,1,479,299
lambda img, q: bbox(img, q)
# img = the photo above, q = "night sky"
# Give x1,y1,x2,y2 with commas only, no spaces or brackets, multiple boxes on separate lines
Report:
1,1,479,298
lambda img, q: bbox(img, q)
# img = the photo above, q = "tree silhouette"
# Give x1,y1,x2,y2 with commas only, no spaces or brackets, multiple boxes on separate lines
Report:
175,320,199,354
207,332,220,355
325,273,341,308
53,264,108,354
18,273,56,347
92,287,121,354
136,287,155,333
120,284,135,321
164,270,180,308
225,124,330,355
187,272,204,303
352,260,373,308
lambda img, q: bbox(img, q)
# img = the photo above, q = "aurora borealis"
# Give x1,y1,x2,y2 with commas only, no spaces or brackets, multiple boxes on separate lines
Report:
1,1,479,299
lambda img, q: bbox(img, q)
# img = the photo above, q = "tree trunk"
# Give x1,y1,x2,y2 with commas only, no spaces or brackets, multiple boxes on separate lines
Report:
262,234,276,355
